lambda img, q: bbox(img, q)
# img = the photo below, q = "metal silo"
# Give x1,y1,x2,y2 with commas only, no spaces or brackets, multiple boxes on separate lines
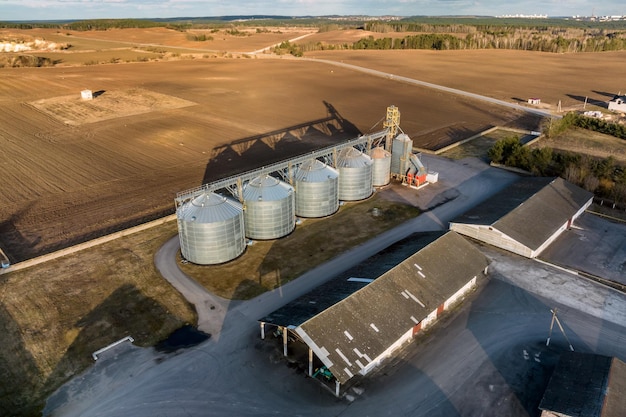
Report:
391,133,413,176
294,159,339,218
177,192,245,265
370,146,391,186
336,147,373,201
243,175,295,240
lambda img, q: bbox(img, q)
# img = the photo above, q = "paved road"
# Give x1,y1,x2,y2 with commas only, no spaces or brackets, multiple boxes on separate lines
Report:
44,156,626,417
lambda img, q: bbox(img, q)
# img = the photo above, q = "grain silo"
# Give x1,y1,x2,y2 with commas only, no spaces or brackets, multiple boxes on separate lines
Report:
391,133,413,176
370,146,392,186
336,147,373,201
177,192,245,265
243,175,295,240
293,159,339,218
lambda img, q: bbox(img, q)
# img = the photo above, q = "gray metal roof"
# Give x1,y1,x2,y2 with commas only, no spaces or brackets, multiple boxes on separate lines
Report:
451,177,593,251
177,192,242,223
260,232,447,329
336,147,372,168
263,231,489,385
539,352,626,417
243,175,294,202
294,159,338,183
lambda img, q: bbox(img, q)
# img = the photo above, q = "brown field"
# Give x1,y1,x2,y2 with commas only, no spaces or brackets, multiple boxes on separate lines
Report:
1,27,625,416
0,28,623,264
0,42,528,263
306,47,626,113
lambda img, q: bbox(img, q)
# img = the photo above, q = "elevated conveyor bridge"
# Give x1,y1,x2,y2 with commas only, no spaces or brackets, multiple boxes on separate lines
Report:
175,129,390,206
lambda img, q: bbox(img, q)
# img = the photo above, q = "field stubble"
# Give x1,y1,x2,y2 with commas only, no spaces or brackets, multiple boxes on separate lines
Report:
0,27,625,416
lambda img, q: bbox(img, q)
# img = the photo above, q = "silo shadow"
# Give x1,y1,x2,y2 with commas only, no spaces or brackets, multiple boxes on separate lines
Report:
202,101,361,185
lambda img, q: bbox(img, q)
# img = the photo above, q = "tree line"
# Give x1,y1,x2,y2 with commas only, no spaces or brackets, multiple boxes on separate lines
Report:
488,134,626,205
348,31,626,52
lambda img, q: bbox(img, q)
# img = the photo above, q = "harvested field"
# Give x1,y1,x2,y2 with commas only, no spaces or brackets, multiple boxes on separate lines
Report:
29,88,195,125
1,28,623,264
0,55,523,263
306,48,626,114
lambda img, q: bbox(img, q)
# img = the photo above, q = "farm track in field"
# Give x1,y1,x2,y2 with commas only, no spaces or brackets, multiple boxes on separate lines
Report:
1,29,624,263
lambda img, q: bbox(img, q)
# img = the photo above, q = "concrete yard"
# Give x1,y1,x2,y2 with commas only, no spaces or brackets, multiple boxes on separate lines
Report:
44,157,626,417
539,212,626,285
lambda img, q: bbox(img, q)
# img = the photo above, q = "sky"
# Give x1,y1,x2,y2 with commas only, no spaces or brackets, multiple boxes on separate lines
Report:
0,0,624,22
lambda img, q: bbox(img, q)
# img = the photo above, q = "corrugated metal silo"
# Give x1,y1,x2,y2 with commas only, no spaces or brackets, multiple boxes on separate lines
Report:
294,159,339,218
370,146,391,186
391,133,413,176
243,175,295,240
177,192,245,265
336,147,373,201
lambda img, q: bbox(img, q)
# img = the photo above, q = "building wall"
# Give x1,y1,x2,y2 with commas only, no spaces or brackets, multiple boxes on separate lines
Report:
421,308,439,330
361,328,413,376
361,276,478,377
450,223,533,258
540,411,570,417
444,277,477,310
608,99,626,112
531,197,592,257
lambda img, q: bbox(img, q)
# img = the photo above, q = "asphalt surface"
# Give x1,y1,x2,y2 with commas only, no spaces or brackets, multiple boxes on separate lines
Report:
44,155,626,417
539,212,626,285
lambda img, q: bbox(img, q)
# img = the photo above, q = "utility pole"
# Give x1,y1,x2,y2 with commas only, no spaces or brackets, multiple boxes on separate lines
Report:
546,308,574,351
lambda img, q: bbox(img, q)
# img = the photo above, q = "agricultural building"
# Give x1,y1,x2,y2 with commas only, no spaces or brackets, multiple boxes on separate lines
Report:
370,146,391,187
539,352,626,417
293,159,339,218
608,95,626,112
336,147,373,201
80,89,93,100
259,231,489,395
242,175,295,240
174,106,437,263
449,177,593,258
176,192,245,265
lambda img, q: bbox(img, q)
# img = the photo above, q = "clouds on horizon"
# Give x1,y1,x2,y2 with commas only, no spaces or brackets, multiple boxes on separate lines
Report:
1,0,624,21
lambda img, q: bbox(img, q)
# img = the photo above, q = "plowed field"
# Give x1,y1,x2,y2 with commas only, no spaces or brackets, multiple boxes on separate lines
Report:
1,28,622,262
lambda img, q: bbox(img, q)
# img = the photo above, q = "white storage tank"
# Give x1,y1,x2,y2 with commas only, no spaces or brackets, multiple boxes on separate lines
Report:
370,146,391,186
177,192,245,265
243,175,295,240
391,133,413,176
336,147,373,201
294,159,339,218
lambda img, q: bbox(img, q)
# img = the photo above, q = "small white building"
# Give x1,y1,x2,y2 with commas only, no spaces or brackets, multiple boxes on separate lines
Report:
608,95,626,112
528,98,541,105
81,90,93,100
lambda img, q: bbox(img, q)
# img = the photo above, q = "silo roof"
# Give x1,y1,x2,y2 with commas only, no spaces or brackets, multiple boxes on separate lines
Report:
336,147,372,168
178,192,242,223
370,146,391,159
244,175,294,202
294,159,339,182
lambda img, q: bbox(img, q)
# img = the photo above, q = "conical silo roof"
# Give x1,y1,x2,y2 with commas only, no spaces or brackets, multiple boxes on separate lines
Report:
295,159,339,182
178,192,242,223
370,146,391,159
243,174,294,202
336,147,372,168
